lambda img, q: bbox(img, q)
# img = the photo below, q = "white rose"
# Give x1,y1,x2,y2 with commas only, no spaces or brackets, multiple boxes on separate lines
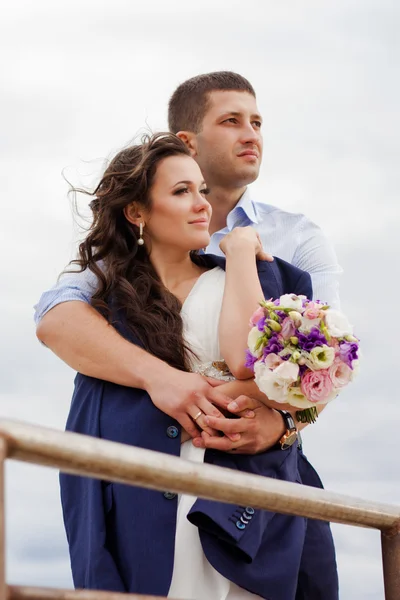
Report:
279,294,303,311
254,363,288,403
324,309,353,338
350,358,361,381
254,360,299,403
305,345,336,370
273,360,299,384
247,326,264,358
288,311,303,327
299,317,321,333
286,386,317,409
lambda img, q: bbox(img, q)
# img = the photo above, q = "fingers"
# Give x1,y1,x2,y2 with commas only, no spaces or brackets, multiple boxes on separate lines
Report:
180,430,192,444
197,397,225,419
200,432,240,452
209,389,234,411
255,232,273,262
188,406,219,437
198,400,242,441
226,395,262,414
204,415,253,439
235,408,256,419
180,415,201,439
204,376,226,387
257,250,274,262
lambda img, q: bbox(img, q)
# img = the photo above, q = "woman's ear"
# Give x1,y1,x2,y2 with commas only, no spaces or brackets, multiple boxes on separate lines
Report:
124,203,144,226
176,131,198,157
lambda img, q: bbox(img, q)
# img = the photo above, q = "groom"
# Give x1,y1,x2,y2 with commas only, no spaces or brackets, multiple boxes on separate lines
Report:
35,71,342,453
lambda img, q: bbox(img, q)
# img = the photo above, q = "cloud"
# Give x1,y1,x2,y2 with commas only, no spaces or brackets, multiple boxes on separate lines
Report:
2,1,399,598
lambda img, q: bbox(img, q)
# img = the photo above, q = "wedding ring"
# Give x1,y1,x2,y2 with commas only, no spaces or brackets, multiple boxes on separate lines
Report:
193,410,203,422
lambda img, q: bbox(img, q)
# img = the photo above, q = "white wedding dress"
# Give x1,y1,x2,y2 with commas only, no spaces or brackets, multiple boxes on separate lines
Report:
168,267,262,600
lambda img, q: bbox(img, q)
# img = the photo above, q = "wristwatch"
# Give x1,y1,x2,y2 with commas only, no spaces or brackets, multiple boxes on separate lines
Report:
277,411,298,450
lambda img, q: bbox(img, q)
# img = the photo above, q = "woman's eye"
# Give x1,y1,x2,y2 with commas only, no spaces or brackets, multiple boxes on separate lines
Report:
174,187,189,195
200,187,210,196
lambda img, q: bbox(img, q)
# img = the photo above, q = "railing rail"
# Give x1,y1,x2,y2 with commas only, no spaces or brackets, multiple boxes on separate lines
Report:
0,419,399,600
8,587,161,599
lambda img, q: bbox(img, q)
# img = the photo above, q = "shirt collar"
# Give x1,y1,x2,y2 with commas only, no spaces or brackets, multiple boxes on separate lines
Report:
229,187,259,227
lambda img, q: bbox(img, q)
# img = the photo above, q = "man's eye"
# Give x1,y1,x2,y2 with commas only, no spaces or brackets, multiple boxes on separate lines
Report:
174,187,189,195
252,120,262,128
223,118,237,124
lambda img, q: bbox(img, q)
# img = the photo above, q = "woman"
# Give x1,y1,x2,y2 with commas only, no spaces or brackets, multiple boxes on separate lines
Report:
60,133,338,599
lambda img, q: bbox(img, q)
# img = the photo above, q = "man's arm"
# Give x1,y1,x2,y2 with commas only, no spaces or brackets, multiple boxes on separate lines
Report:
37,301,157,387
38,301,239,438
293,218,342,308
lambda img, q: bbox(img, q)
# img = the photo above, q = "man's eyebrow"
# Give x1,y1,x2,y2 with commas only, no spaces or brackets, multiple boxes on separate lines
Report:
218,111,263,122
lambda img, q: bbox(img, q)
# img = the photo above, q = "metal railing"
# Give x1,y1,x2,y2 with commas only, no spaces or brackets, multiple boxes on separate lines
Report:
0,419,399,600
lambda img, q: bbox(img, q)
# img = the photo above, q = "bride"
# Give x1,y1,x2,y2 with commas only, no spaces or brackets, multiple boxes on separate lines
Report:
60,132,338,599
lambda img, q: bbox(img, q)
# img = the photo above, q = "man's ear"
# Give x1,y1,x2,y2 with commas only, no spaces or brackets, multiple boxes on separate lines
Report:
176,131,198,157
123,203,145,226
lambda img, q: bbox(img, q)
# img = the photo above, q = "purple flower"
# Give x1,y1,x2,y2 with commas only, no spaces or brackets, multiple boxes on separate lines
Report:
297,327,328,352
263,333,283,358
339,342,359,369
299,363,308,376
276,310,287,320
244,349,258,371
257,316,266,331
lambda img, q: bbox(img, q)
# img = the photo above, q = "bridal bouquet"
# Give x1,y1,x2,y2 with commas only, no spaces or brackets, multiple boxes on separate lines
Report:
246,294,360,423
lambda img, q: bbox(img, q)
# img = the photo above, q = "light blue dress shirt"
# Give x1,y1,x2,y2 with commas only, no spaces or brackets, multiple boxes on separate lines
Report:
34,189,342,324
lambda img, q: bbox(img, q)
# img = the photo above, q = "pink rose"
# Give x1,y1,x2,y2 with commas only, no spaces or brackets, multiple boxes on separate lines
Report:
281,317,296,340
329,359,352,388
249,306,265,327
303,302,323,320
301,369,334,404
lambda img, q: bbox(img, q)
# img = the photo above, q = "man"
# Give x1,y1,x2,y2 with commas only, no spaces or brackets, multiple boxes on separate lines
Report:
35,71,342,453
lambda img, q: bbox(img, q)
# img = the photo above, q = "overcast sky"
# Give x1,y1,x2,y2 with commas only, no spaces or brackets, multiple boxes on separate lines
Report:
1,1,399,598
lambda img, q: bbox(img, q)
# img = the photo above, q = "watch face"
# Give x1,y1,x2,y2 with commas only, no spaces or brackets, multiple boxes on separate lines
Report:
281,431,297,450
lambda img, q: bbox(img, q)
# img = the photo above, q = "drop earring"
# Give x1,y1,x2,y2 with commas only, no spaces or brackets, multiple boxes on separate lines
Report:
138,222,145,246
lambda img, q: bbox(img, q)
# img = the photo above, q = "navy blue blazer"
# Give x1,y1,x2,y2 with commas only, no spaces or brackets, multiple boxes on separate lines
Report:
60,255,338,600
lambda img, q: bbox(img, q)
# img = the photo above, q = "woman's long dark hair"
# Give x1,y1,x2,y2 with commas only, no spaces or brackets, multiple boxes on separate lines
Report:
68,132,203,371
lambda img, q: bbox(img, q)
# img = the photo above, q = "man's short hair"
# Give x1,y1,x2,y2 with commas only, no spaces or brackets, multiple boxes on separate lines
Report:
168,71,256,134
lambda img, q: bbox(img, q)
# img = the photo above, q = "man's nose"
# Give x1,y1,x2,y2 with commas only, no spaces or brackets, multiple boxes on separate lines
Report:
241,122,261,145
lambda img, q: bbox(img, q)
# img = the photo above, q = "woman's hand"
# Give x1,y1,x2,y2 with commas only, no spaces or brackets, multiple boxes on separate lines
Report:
145,365,242,442
194,395,286,454
219,226,273,262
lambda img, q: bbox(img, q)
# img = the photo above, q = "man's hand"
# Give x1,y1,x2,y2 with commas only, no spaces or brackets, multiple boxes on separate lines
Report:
192,395,286,454
145,366,240,441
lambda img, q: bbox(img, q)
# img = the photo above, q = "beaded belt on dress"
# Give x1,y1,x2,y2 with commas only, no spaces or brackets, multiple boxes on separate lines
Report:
192,360,235,382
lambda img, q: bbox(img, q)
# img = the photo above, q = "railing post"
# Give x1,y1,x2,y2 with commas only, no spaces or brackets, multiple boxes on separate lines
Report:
381,524,400,600
0,436,7,600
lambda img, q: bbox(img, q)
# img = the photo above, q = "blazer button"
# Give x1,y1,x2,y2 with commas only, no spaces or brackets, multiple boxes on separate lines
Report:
166,425,179,438
163,492,177,500
236,520,246,530
240,515,250,524
245,506,255,515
